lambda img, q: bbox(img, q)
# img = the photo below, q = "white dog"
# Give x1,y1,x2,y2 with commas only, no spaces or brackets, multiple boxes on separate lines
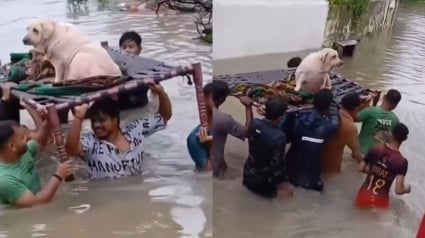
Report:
23,19,121,83
294,48,343,94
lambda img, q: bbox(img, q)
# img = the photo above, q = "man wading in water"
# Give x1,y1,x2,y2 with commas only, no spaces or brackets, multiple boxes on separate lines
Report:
243,96,294,198
65,80,172,180
0,118,72,207
357,89,401,155
186,81,252,172
356,123,411,209
210,80,253,178
285,89,340,192
321,93,364,175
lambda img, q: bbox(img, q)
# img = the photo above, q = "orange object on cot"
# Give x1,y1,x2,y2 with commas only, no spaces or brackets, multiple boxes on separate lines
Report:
417,213,425,238
355,187,389,209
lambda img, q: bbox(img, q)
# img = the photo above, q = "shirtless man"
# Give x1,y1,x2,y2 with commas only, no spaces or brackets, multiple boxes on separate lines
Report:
321,93,363,174
356,123,411,209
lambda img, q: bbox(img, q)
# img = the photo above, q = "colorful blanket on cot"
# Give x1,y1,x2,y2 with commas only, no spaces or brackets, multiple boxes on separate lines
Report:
12,76,124,96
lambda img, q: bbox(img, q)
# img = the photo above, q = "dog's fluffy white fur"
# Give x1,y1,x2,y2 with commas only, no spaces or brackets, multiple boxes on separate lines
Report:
23,19,121,83
294,48,343,94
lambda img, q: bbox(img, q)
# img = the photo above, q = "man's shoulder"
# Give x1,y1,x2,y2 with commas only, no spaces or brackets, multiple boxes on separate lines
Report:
81,132,97,141
373,144,387,152
212,108,241,132
388,111,399,120
387,153,408,171
122,119,144,132
81,132,99,151
359,106,380,116
0,174,19,185
213,108,233,121
252,119,285,139
365,106,380,111
340,116,357,133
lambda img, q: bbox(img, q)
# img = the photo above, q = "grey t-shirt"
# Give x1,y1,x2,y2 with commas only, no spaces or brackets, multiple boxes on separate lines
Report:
81,112,166,180
211,107,246,176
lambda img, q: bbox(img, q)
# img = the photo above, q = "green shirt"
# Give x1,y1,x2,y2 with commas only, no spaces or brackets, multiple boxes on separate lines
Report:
357,106,399,155
0,140,41,205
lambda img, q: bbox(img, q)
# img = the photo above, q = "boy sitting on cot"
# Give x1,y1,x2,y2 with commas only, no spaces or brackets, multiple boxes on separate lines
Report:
119,31,142,55
117,31,149,109
286,56,302,82
287,57,302,69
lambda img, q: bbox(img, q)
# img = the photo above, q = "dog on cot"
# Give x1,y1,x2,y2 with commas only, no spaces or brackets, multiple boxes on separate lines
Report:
22,19,122,83
294,48,343,94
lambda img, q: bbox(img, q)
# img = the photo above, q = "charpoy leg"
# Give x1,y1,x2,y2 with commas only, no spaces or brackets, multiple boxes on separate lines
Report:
47,104,75,182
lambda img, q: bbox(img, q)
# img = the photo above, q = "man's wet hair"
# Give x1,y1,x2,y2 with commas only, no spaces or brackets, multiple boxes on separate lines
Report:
119,31,142,47
313,89,334,111
87,97,120,120
341,93,361,111
391,122,409,143
204,80,230,104
384,89,401,106
265,96,288,120
287,57,302,68
0,120,19,150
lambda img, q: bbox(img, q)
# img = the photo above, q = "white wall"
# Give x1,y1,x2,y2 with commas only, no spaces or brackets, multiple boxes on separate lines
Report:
213,0,329,60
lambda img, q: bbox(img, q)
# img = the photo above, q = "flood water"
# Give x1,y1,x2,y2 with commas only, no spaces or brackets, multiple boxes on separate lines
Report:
213,2,425,238
0,0,212,237
1,0,424,237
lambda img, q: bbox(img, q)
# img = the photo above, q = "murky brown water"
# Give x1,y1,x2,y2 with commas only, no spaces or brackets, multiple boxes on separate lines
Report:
0,0,212,237
213,2,425,238
1,0,424,237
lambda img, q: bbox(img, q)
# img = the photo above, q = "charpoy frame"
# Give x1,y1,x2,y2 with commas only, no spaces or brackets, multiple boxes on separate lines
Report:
214,69,381,113
10,62,206,181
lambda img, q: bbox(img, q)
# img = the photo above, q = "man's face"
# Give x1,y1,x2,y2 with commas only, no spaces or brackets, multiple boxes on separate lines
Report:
9,126,29,155
90,113,119,139
120,40,141,55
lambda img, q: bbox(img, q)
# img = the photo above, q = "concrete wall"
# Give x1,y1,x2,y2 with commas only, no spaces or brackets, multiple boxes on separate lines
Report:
213,0,329,60
324,0,399,44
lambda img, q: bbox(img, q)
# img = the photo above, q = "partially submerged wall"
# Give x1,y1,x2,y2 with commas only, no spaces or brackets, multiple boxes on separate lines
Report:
213,0,329,60
325,0,399,44
213,0,399,63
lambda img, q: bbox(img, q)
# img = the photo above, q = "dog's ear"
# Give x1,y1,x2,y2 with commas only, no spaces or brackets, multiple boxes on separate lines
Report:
40,20,55,41
320,51,329,63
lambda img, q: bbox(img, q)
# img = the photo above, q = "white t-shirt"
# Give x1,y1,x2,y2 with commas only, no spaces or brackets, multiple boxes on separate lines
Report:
81,112,166,180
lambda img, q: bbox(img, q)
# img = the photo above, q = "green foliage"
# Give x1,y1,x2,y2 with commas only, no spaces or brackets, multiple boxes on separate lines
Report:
330,0,370,20
201,33,212,44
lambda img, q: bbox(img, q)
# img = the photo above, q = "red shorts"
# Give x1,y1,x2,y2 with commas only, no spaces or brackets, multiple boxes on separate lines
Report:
355,187,389,209
417,214,425,238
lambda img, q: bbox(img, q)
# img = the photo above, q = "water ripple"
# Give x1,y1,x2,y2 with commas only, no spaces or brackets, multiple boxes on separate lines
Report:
0,0,211,237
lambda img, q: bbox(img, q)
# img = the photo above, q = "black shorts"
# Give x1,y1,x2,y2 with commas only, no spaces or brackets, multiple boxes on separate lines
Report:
242,175,277,199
